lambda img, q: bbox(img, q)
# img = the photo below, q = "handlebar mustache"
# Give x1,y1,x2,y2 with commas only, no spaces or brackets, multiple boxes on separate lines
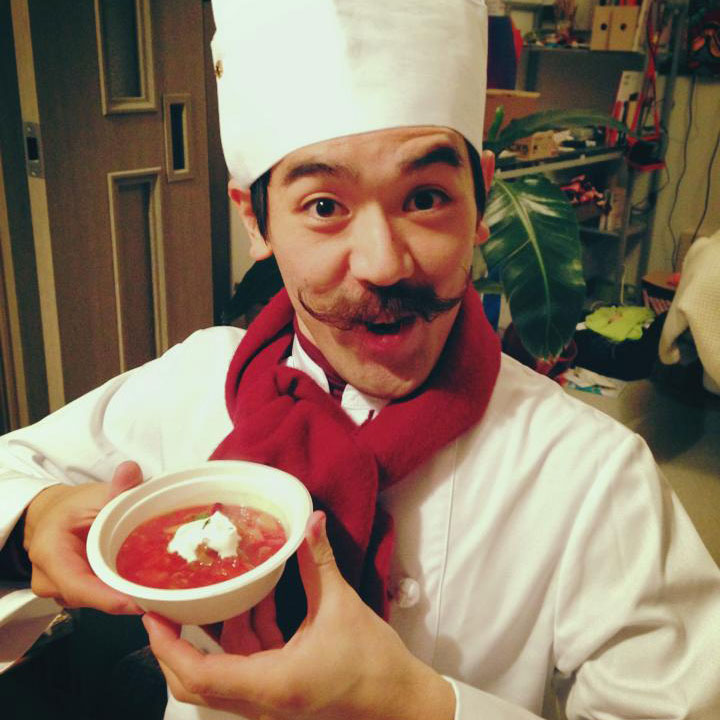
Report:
298,281,466,331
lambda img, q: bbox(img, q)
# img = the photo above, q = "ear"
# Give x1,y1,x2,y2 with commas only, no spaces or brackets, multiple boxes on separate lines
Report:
474,150,495,246
480,149,495,200
228,185,273,261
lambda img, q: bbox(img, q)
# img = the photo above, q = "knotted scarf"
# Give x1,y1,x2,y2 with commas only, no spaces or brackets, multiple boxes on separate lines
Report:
210,286,500,636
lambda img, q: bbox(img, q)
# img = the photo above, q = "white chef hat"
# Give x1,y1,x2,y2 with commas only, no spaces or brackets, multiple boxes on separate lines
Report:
211,0,488,188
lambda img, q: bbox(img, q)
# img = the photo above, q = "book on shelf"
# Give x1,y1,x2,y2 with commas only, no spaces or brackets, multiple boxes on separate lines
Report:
608,70,643,145
631,0,652,52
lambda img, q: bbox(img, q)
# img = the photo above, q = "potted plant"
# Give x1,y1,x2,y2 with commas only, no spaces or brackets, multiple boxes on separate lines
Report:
476,108,628,361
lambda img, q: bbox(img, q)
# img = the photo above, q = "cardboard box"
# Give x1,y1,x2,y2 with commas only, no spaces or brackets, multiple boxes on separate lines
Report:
590,6,612,50
511,130,558,160
484,90,540,138
605,185,626,232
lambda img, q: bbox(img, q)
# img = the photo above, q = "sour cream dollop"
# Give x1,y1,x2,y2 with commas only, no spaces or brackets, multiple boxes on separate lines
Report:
167,510,240,562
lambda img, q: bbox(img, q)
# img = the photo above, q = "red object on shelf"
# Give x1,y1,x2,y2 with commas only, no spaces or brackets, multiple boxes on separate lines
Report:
511,18,523,61
624,0,667,170
642,271,676,315
608,100,623,147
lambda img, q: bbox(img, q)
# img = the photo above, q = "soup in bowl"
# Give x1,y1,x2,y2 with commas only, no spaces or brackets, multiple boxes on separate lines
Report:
86,461,312,625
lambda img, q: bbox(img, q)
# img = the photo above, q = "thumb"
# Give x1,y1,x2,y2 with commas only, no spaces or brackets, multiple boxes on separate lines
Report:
296,511,345,618
108,460,143,501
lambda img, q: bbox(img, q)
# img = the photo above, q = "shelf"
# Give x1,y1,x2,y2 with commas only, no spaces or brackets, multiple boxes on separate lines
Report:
495,147,624,179
504,0,554,7
508,4,683,304
580,223,648,241
522,44,670,65
575,204,603,223
524,45,645,57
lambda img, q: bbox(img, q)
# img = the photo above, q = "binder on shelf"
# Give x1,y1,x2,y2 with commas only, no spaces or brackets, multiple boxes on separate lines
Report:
608,6,640,51
608,70,643,145
590,4,641,52
631,0,652,52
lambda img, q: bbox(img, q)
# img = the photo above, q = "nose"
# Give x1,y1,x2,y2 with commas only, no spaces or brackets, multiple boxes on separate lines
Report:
348,205,414,286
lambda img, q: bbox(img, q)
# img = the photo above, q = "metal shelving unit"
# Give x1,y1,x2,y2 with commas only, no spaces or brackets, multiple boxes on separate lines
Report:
501,4,685,303
580,222,648,241
497,145,634,300
495,147,623,179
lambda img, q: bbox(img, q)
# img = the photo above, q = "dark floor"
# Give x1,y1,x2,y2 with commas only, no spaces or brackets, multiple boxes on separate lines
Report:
0,609,167,720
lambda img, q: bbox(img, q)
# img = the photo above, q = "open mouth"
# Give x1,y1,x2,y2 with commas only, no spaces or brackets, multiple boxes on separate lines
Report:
364,316,416,335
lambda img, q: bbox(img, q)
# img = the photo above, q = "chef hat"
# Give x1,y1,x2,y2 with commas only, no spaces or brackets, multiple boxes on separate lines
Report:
211,0,488,188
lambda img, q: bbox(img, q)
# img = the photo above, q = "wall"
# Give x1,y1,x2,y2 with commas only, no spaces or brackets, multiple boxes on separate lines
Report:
645,75,720,273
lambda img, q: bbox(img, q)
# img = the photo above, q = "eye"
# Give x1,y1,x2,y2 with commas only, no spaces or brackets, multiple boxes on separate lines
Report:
405,188,450,212
304,197,347,219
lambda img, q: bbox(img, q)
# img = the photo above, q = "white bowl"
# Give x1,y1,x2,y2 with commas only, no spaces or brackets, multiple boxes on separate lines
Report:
86,460,313,625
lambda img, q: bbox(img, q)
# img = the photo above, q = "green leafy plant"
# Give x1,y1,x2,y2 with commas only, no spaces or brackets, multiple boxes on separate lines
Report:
476,109,629,359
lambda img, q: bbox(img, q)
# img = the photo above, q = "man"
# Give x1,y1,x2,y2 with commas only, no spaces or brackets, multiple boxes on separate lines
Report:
2,1,720,719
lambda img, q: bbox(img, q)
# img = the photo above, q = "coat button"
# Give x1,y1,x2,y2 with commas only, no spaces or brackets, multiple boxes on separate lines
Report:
392,577,421,608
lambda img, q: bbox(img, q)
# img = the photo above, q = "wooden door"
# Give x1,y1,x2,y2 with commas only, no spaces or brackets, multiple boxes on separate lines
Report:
11,0,214,408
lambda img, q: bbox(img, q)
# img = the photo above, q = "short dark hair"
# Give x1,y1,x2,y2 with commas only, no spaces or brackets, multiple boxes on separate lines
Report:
250,138,486,239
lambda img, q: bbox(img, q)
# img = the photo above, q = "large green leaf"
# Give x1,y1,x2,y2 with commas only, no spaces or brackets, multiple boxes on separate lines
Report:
481,176,585,359
485,109,631,155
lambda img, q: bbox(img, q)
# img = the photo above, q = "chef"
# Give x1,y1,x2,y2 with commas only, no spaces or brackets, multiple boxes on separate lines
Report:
2,1,720,719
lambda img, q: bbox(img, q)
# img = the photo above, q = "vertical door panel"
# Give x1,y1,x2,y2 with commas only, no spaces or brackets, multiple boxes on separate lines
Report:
115,180,157,370
24,0,213,404
108,169,167,372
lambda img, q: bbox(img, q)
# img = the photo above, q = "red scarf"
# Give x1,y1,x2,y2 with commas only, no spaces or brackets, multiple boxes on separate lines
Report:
210,286,500,637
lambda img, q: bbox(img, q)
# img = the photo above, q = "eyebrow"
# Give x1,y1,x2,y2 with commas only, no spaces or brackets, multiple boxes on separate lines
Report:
399,144,464,173
281,161,358,187
280,142,464,187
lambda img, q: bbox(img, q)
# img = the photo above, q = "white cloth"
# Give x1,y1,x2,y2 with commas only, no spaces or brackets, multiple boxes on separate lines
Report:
659,229,720,394
1,327,719,720
211,0,488,187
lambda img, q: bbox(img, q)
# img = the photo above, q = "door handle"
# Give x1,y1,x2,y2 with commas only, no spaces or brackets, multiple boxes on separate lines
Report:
23,122,44,178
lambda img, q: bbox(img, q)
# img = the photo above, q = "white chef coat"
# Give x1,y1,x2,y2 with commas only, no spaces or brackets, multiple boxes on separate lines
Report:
1,326,719,720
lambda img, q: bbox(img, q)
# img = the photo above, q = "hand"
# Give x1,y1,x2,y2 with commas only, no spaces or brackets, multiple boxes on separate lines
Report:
144,511,456,720
24,461,144,614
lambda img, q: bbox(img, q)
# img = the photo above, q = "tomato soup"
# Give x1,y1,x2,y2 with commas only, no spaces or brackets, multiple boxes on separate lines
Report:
115,503,287,589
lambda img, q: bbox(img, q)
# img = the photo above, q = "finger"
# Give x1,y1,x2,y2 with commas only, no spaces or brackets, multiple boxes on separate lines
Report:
108,461,144,500
252,593,284,650
220,612,262,655
144,612,284,706
30,566,60,600
30,567,71,609
296,511,344,618
41,535,142,614
56,568,142,613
